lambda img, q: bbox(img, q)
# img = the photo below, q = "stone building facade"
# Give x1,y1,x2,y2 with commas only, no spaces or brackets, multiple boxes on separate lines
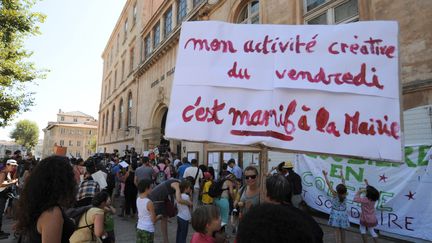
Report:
0,141,24,159
42,111,98,159
98,0,432,171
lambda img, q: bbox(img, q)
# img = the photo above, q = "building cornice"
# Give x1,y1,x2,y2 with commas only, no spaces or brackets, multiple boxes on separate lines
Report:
98,137,134,146
403,79,432,94
135,28,181,77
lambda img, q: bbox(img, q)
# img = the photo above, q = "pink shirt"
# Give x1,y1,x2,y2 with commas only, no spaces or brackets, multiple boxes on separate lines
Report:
354,192,378,227
153,163,171,179
191,233,215,243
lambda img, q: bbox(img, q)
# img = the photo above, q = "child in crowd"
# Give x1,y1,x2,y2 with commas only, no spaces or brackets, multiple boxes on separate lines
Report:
136,179,162,243
201,172,214,205
191,205,226,243
176,180,193,243
354,179,380,243
102,195,116,243
323,170,349,243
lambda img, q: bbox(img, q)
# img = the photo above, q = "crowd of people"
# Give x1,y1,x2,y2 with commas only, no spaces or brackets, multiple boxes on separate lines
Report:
0,148,382,243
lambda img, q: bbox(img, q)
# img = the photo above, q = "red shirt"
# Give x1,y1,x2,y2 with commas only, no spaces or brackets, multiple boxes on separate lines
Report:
191,233,215,243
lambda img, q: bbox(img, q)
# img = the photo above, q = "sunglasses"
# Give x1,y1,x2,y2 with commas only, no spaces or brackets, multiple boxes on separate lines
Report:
245,175,257,180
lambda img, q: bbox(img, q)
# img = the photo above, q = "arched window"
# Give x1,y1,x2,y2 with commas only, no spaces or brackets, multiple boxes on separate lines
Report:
237,1,259,24
106,111,109,135
111,105,115,132
127,93,133,126
101,114,105,136
119,99,124,129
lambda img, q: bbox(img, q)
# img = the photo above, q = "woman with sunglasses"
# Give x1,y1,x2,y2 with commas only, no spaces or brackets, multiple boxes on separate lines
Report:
236,166,260,218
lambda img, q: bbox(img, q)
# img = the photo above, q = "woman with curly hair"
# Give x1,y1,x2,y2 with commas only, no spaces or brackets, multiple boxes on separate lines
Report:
15,156,77,243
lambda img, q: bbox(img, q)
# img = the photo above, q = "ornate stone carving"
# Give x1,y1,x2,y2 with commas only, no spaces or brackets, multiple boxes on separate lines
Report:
158,85,165,102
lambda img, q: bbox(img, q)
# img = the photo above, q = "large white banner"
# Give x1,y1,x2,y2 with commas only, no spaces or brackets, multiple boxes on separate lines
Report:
166,21,402,161
295,145,432,241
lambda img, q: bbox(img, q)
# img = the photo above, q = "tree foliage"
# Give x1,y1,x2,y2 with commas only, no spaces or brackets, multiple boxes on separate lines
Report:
10,119,39,150
87,135,97,154
0,0,46,127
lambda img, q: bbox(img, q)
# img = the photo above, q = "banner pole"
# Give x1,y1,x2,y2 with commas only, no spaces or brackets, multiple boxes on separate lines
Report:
259,145,268,203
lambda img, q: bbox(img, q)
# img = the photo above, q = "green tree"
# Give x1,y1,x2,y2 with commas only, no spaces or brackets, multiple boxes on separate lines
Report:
87,135,97,154
10,119,39,150
0,0,46,127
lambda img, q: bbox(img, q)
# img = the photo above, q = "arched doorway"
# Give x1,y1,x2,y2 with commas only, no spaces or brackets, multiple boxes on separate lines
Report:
159,109,170,154
150,104,181,156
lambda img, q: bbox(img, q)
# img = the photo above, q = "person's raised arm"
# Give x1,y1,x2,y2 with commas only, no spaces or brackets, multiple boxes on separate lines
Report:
172,182,192,206
322,170,336,196
364,179,369,186
340,170,345,185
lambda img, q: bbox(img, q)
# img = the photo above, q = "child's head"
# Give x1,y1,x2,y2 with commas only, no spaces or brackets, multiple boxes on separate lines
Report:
184,176,195,187
179,179,192,194
366,185,380,201
336,183,347,202
191,205,221,235
204,172,212,181
92,191,110,207
137,179,153,194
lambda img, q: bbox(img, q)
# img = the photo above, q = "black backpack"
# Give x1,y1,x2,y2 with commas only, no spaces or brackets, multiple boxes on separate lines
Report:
105,164,117,192
208,178,227,198
65,205,93,230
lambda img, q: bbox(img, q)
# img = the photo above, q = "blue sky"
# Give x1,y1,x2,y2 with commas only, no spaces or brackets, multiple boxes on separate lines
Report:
0,0,126,140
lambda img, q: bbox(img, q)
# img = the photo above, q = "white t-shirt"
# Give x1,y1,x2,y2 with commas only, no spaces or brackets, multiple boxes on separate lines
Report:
177,193,191,221
137,197,154,232
183,167,203,188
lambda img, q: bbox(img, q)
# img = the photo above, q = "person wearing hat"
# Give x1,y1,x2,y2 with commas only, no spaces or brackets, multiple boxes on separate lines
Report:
0,159,19,238
283,161,303,208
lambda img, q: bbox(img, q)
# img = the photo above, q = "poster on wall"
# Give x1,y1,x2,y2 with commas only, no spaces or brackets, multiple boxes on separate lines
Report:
294,145,432,241
166,21,402,162
187,152,197,161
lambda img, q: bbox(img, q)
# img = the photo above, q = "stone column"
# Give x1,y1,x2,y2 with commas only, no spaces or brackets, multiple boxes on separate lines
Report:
172,1,178,28
150,29,154,51
187,0,193,13
160,18,165,41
